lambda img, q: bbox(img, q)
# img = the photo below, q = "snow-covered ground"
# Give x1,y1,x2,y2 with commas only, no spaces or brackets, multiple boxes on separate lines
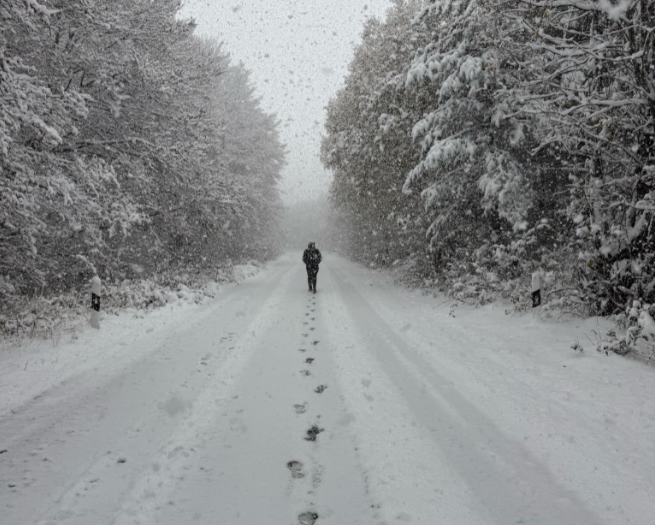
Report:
1,253,654,525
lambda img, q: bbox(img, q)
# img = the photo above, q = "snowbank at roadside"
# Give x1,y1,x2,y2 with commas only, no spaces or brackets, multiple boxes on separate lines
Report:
378,254,655,361
232,262,262,282
0,261,267,419
0,262,264,342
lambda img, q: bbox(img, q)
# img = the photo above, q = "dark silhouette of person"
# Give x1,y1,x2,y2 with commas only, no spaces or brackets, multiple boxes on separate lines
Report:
302,242,322,293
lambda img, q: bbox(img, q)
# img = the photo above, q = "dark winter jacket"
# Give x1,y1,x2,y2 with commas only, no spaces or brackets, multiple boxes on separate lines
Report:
302,248,322,270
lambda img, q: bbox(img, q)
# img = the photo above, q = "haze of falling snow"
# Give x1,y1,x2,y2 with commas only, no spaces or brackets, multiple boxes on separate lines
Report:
179,0,392,204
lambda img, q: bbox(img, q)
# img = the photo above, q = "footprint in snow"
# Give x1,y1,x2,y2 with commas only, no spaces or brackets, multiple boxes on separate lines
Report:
294,404,307,414
309,327,315,331
302,334,308,338
305,358,314,364
287,461,305,479
312,340,319,346
300,370,311,377
298,348,306,353
305,425,324,442
314,385,327,394
299,512,319,525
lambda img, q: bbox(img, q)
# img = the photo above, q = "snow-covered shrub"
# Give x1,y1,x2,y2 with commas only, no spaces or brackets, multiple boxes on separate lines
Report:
0,262,259,340
599,301,655,358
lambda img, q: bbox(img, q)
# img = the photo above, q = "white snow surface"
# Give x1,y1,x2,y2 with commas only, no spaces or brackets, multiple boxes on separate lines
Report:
1,253,654,525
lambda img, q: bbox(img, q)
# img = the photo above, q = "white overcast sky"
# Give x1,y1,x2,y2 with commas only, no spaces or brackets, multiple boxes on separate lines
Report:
179,0,391,205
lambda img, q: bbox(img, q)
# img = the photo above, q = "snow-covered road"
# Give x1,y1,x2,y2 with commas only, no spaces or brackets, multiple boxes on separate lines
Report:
1,253,654,525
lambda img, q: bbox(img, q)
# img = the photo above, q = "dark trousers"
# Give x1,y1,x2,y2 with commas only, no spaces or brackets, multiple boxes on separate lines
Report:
306,266,318,291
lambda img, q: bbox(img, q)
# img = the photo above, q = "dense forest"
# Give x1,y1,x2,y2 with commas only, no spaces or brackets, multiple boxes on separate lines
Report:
1,0,284,315
322,0,655,354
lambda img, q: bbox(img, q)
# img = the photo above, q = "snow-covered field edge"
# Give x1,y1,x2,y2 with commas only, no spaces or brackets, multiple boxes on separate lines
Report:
0,261,263,344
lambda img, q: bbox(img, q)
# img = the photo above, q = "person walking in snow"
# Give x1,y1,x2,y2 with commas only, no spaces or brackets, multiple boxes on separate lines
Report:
302,242,322,293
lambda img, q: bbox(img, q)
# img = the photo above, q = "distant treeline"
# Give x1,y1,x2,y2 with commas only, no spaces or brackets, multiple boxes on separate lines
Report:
1,0,284,305
322,0,655,349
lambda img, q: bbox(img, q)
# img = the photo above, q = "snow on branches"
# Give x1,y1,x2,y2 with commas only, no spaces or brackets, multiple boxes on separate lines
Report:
510,0,655,313
1,0,284,310
323,0,655,348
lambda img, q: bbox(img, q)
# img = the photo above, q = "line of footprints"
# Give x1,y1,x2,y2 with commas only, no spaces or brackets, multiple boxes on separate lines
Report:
288,295,326,525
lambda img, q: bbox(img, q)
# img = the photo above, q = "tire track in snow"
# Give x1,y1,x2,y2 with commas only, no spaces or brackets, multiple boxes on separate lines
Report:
0,261,289,440
327,266,603,525
21,263,295,525
0,264,281,425
107,266,297,525
365,286,655,516
145,263,363,525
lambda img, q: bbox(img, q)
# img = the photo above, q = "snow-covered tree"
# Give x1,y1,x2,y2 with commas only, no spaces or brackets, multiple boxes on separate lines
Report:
323,0,431,273
324,0,567,291
1,0,144,297
400,0,565,287
210,63,286,261
1,0,285,306
511,0,655,313
323,0,654,344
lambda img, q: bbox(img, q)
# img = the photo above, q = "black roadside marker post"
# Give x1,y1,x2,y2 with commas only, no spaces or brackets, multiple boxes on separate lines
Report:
532,272,542,313
91,276,101,329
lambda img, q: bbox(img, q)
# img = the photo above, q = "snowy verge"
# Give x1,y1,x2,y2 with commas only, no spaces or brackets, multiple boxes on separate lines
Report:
374,255,655,362
0,261,268,419
0,261,264,342
323,255,655,525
